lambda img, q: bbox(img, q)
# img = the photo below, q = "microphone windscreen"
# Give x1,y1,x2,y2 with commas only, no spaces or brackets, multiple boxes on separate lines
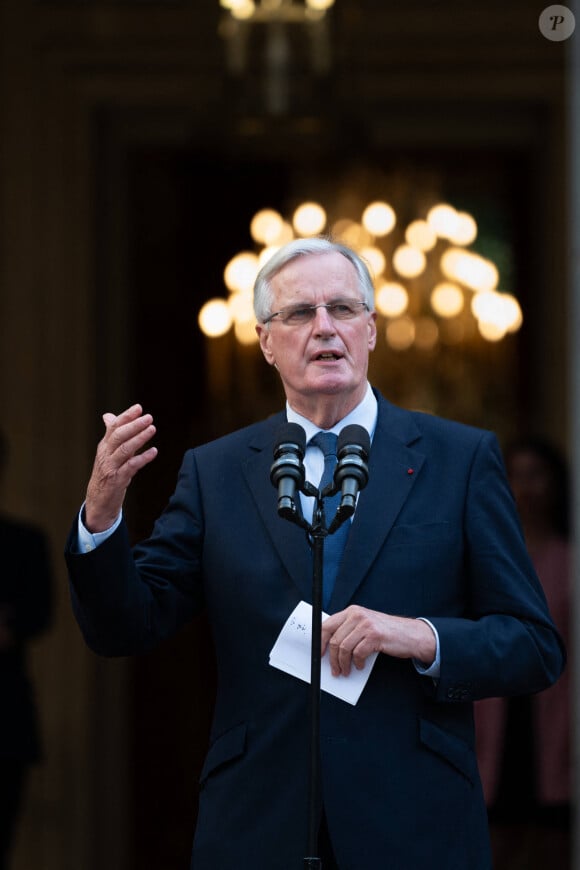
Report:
274,422,307,456
337,424,370,456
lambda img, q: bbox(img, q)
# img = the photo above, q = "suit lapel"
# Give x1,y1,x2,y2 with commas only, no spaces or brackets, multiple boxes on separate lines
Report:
239,396,427,609
329,397,426,611
241,413,315,602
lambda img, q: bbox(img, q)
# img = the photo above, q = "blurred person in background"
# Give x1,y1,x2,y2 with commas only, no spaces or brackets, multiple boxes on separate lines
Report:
0,430,53,870
475,436,571,869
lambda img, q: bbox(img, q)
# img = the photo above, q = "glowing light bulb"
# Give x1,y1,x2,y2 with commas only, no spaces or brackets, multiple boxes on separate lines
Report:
441,248,498,293
292,202,326,236
430,282,464,318
362,202,396,236
405,220,437,252
478,320,506,342
448,212,477,246
393,245,426,278
230,0,256,21
198,299,233,337
502,294,523,332
224,252,260,293
426,203,460,240
250,209,284,245
375,282,409,317
306,0,335,9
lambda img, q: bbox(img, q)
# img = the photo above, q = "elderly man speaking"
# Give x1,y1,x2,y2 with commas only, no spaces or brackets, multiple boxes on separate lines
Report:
66,237,565,870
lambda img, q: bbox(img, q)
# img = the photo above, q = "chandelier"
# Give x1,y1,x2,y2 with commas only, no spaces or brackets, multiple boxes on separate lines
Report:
197,198,523,351
219,0,336,114
219,0,335,23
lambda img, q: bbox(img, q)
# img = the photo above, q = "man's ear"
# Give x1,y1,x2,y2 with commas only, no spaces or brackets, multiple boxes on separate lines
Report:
368,311,377,351
256,323,276,366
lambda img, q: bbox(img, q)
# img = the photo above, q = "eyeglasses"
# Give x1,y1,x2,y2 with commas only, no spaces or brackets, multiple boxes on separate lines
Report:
262,299,370,326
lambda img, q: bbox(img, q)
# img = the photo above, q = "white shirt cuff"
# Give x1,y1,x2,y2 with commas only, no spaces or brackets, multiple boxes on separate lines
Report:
76,503,123,554
412,617,441,678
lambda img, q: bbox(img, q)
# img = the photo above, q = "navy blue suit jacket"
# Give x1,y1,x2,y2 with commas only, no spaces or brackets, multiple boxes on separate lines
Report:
66,394,565,870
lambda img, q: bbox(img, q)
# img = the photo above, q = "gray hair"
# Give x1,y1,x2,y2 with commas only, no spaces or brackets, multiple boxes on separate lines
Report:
253,236,376,324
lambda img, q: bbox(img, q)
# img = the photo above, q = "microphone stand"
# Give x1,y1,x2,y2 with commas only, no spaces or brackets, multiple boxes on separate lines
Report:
278,479,347,870
272,424,369,867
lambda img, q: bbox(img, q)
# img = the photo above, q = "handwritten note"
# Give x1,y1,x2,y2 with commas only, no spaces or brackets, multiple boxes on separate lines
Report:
269,600,378,705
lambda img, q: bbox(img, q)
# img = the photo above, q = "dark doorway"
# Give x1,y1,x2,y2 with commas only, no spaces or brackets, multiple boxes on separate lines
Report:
116,140,532,870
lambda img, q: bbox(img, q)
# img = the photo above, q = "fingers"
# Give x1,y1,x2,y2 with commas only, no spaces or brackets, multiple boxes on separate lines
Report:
322,606,376,677
102,408,157,478
321,608,434,677
85,404,158,532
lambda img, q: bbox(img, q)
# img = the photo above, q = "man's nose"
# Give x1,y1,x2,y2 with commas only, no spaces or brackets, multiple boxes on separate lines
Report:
312,305,336,333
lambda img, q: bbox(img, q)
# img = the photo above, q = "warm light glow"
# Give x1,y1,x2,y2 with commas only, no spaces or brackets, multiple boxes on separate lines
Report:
228,290,255,323
360,245,386,278
222,0,335,18
362,202,396,236
471,291,497,321
430,282,464,318
440,248,499,293
448,212,477,246
331,218,355,239
202,193,516,347
471,291,523,336
375,282,409,317
405,220,437,252
258,245,281,268
273,220,294,245
426,203,460,239
292,202,326,236
503,294,523,332
250,209,284,245
386,316,415,350
234,319,259,345
224,251,260,293
306,0,335,9
333,220,372,248
198,299,233,337
230,0,256,20
393,245,426,278
477,320,506,342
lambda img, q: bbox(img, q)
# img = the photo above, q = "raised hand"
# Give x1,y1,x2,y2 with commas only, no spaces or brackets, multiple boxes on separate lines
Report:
84,404,158,533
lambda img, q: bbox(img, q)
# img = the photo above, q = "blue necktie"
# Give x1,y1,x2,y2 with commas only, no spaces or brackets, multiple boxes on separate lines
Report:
310,431,351,609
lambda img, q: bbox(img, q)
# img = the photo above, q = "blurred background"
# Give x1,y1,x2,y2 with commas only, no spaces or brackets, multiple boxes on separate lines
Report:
0,1,578,868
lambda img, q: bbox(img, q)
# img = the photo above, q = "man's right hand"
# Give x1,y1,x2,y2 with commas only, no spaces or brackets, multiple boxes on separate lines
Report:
84,404,158,533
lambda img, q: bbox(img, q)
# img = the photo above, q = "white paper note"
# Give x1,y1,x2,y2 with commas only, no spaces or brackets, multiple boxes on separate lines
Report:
269,600,378,706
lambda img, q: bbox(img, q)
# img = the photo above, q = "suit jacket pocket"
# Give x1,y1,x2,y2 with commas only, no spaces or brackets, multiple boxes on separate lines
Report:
199,722,247,786
419,718,477,786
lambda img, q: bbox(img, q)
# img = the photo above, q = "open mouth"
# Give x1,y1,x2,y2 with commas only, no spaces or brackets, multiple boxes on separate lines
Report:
314,352,342,361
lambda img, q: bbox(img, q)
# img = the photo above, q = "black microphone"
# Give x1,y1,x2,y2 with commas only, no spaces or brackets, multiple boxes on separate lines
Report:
270,423,307,520
327,424,370,533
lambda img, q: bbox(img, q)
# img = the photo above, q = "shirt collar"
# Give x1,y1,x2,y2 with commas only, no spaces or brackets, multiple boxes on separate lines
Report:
286,382,378,444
